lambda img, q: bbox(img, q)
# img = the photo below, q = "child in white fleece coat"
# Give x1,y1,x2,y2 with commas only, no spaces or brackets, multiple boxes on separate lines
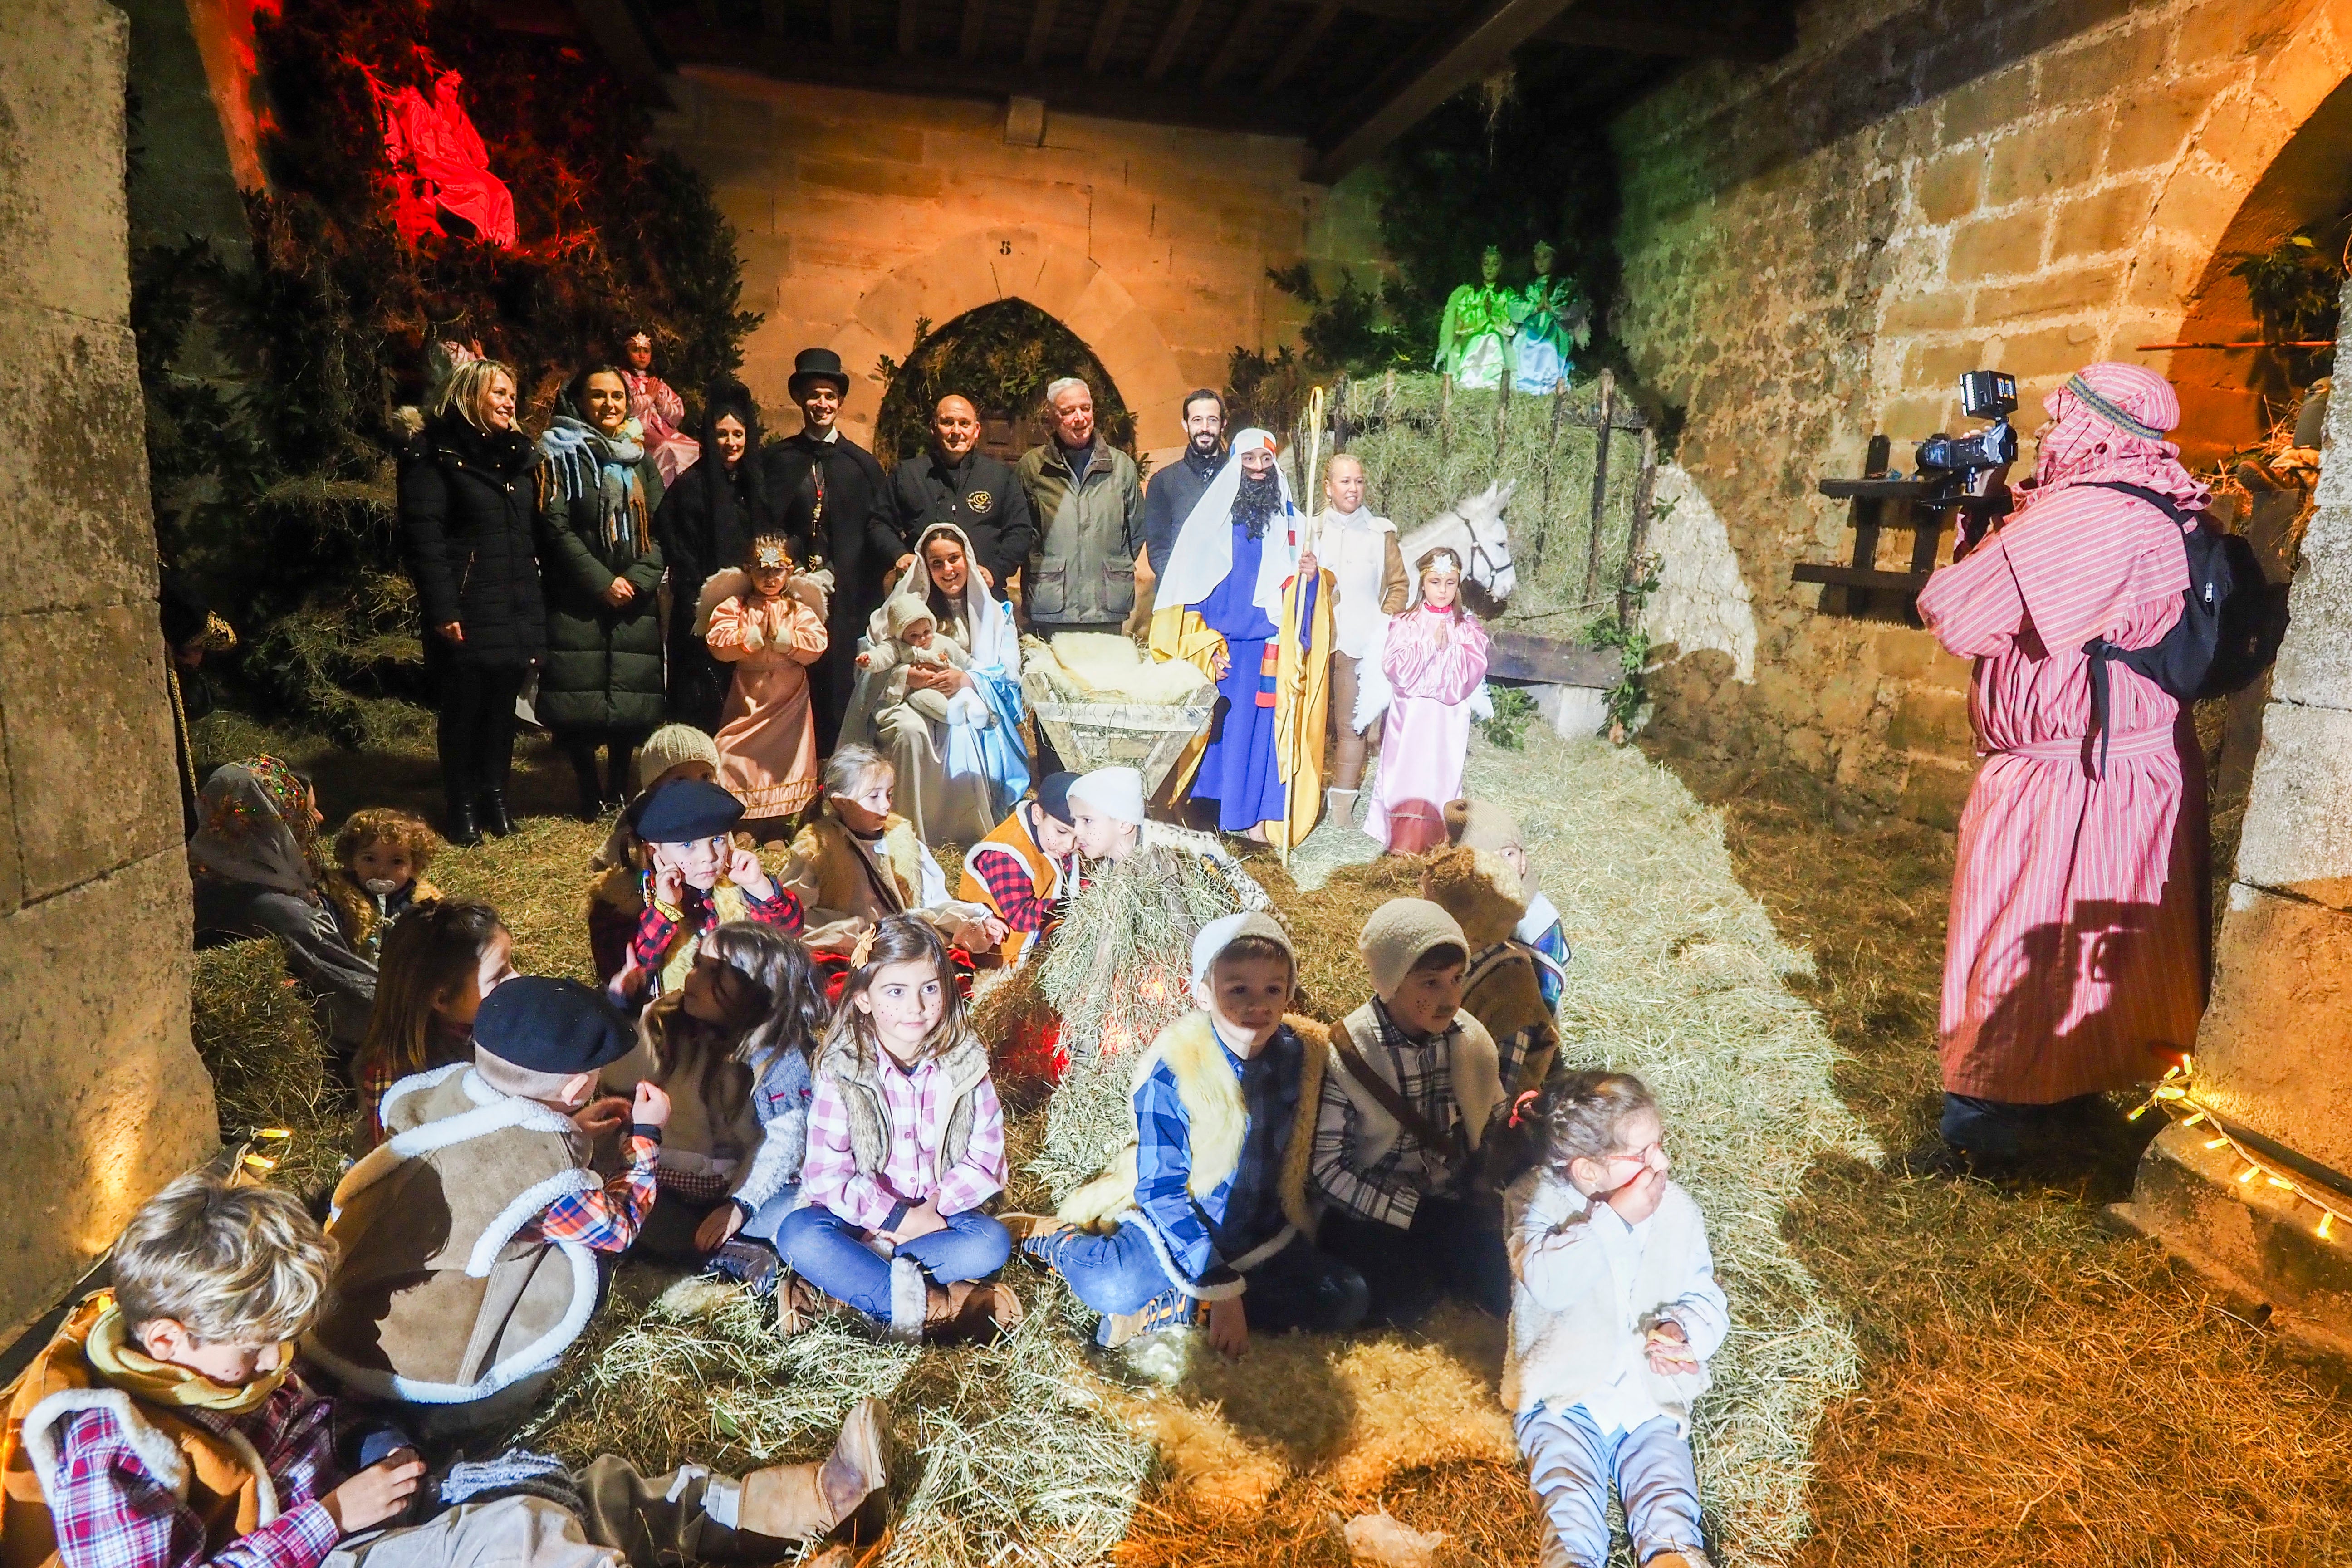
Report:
1503,1071,1727,1568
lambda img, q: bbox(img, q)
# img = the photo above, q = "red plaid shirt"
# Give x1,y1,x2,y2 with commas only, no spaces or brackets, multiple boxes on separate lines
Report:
520,1129,662,1251
628,880,801,975
964,843,1065,933
47,1381,341,1568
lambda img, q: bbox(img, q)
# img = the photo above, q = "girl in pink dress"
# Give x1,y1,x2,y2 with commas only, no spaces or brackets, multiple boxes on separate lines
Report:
704,534,830,837
622,331,702,487
1365,547,1491,854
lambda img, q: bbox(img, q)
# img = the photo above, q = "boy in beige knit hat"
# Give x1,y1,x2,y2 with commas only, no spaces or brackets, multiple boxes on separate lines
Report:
1308,897,1510,1327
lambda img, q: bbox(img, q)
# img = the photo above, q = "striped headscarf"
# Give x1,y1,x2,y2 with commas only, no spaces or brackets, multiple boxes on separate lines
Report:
2026,361,2206,510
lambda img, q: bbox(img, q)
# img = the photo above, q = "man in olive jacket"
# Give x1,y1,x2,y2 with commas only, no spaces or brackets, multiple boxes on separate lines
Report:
886,393,1037,590
1017,377,1142,634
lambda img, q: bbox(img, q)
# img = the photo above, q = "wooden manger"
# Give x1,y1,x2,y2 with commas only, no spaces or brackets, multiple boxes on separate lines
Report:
1020,666,1216,795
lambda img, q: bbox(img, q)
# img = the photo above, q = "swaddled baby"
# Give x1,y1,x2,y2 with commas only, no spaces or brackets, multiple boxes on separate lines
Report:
863,599,991,727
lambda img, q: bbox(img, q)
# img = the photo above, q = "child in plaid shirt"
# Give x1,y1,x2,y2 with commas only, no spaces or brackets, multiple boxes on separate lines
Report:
779,916,1018,1344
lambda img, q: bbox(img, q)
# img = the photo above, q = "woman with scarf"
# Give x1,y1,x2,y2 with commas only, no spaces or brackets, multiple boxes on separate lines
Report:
538,363,667,818
844,522,1031,845
188,756,377,1058
656,385,765,732
1912,362,2210,1176
1150,428,1326,842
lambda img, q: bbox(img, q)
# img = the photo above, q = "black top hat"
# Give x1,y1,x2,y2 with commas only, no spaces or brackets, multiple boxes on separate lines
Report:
789,348,851,396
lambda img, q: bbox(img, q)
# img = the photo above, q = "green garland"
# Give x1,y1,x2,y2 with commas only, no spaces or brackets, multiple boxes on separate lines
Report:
872,300,1136,465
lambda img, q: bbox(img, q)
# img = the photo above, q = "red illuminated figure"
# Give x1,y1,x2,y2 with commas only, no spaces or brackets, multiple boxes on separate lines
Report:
367,65,518,249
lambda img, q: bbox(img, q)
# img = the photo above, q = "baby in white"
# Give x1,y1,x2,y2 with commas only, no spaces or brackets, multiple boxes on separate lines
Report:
862,599,990,727
1504,1071,1725,1568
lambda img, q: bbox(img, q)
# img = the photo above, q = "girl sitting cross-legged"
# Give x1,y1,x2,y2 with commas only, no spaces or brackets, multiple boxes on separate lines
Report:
779,915,1021,1344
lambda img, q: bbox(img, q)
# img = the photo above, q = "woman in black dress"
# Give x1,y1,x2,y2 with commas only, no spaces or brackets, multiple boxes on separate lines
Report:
654,385,765,733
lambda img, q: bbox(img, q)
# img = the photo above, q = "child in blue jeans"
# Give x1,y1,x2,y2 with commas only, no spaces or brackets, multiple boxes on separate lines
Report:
1018,911,1368,1352
779,916,1019,1343
1504,1070,1724,1568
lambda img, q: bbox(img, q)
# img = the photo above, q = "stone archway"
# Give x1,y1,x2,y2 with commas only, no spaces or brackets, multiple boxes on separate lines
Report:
819,227,1191,458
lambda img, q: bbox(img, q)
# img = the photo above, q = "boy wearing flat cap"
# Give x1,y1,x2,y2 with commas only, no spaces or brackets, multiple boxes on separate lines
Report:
1021,912,1368,1354
307,977,670,1434
615,777,800,1004
1310,898,1511,1327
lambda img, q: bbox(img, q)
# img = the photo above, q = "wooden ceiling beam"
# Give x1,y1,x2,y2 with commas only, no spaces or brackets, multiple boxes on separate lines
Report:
1142,0,1204,79
1199,5,1262,86
959,0,989,57
1537,2,1791,58
659,21,1318,133
1083,0,1131,69
1307,0,1579,181
1260,0,1340,92
1023,0,1063,65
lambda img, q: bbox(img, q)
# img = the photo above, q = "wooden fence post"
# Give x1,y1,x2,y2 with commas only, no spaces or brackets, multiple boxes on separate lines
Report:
1617,426,1659,634
1582,368,1617,604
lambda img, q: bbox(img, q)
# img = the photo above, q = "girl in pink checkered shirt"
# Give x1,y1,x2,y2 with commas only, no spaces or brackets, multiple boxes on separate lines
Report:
778,916,1019,1343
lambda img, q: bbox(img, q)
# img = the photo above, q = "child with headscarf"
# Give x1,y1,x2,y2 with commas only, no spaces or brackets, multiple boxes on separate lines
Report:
188,757,377,1057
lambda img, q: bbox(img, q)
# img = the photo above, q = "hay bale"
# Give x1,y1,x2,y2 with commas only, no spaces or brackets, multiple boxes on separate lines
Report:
189,938,353,1196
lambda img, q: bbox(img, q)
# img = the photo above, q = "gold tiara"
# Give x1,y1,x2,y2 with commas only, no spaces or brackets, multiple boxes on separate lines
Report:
754,542,792,570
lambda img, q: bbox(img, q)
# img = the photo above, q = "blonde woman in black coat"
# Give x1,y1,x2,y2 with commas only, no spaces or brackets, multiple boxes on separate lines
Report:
398,358,545,845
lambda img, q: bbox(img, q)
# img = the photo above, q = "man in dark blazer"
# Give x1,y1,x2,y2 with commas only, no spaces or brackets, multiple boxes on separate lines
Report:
883,393,1038,592
761,347,900,750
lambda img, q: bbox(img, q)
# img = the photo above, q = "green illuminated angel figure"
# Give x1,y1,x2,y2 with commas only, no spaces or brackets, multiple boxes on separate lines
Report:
1511,240,1591,393
1436,244,1516,390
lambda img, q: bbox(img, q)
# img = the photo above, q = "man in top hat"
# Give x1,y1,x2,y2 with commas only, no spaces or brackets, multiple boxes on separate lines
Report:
762,347,902,750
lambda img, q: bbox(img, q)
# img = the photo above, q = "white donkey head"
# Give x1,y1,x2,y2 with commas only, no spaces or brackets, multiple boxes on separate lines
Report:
1399,480,1517,609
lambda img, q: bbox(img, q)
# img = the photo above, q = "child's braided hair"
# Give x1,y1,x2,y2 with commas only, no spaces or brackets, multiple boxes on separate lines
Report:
1481,1066,1658,1192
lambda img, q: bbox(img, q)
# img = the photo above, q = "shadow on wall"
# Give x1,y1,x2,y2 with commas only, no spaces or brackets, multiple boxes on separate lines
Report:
1642,462,1760,685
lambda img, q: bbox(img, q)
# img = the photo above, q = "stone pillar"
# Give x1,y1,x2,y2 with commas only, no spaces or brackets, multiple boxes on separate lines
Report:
0,0,221,1341
2116,283,2352,1357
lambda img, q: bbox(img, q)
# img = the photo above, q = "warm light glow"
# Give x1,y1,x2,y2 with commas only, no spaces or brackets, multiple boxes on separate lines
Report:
2181,1112,2206,1128
2238,1167,2259,1185
2205,1136,2229,1150
2321,1213,2336,1241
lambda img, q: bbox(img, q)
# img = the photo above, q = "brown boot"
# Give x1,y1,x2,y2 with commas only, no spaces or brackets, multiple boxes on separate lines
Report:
773,1276,822,1339
999,1212,1069,1243
953,1281,1024,1343
735,1398,892,1540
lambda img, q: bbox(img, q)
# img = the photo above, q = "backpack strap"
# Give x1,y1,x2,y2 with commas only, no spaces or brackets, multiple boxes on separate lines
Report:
2072,480,2199,779
1329,1019,1465,1165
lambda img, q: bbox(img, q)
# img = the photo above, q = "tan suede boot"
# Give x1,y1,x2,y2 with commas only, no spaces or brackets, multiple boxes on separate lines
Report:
735,1398,892,1540
772,1276,822,1339
999,1212,1069,1243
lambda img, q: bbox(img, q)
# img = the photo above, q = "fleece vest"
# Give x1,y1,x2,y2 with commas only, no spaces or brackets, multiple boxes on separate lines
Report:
1464,941,1560,1092
1056,1012,1326,1293
1326,1002,1504,1171
955,806,1061,966
814,1031,991,1190
1,1297,276,1568
792,815,924,924
305,1065,601,1406
1501,1170,1713,1431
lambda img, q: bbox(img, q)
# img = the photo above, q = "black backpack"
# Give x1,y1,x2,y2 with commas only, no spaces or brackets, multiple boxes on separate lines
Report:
2080,480,2290,772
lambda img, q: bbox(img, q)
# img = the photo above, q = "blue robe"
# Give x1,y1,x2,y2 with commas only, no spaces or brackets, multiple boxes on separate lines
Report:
1191,522,1288,833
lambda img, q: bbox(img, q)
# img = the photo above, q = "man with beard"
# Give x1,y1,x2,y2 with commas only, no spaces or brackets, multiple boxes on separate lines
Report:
885,393,1036,592
1150,428,1327,842
762,347,900,750
1134,388,1230,619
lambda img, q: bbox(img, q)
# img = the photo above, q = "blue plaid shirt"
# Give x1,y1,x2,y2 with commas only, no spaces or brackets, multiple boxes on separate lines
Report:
1133,1021,1303,1287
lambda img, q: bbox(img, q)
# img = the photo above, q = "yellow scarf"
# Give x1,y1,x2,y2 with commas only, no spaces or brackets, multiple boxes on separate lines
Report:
82,1301,289,1415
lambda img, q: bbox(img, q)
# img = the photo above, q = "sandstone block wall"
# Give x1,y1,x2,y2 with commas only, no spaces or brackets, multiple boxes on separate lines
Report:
0,0,220,1341
1614,0,2352,822
655,72,1386,462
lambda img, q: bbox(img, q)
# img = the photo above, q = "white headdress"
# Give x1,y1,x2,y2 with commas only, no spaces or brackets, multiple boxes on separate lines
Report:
867,520,1014,671
1153,427,1300,622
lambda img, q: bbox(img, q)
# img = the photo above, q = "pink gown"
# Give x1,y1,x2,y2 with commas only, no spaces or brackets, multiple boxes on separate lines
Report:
1365,604,1490,853
623,368,701,488
707,593,829,820
1916,485,2207,1104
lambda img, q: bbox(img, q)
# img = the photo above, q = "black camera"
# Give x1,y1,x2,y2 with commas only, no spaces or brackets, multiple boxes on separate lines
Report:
1916,370,2019,476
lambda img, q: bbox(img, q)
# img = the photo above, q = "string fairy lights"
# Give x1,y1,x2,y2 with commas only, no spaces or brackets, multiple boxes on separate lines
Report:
2133,1057,2352,1249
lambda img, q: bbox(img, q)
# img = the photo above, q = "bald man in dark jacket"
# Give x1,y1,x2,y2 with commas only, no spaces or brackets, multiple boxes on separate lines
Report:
885,394,1037,588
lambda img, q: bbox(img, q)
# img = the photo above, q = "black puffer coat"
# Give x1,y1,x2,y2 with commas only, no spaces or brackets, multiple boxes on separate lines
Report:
398,415,546,669
534,425,667,734
653,451,762,731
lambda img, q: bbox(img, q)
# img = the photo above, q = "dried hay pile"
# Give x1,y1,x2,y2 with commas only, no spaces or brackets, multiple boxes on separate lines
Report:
189,939,355,1196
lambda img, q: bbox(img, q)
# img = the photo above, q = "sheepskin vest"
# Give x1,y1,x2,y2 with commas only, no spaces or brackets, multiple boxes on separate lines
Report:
1056,1012,1324,1240
794,815,923,922
955,806,1061,966
1502,1170,1713,1432
816,1030,991,1186
1327,1002,1504,1169
652,882,759,997
1,1297,275,1568
1464,942,1560,1092
305,1065,601,1406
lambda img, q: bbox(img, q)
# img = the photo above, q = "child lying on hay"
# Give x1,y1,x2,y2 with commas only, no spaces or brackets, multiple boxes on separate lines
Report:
1014,912,1369,1354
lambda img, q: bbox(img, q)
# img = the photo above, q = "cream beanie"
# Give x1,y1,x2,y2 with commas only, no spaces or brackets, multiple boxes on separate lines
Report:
886,598,936,639
1189,911,1294,990
1359,897,1469,1000
1444,796,1537,894
635,724,721,795
1069,766,1147,826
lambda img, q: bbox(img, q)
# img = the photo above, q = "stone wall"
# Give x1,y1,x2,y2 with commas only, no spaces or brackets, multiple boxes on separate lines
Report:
654,71,1387,463
1615,0,2352,823
0,0,221,1340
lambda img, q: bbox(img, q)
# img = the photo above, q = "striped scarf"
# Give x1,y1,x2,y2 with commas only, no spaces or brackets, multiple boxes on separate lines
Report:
540,414,651,556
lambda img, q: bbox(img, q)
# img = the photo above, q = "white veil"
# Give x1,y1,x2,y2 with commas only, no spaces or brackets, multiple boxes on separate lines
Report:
867,520,1015,670
1152,427,1300,622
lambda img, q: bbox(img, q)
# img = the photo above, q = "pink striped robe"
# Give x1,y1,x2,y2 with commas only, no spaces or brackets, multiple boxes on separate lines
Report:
1915,485,2208,1103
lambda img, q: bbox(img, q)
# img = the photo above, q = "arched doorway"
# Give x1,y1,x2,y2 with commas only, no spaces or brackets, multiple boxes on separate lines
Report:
871,299,1136,466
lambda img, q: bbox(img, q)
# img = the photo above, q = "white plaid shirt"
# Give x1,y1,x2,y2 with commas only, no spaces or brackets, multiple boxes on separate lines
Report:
1310,1000,1471,1228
